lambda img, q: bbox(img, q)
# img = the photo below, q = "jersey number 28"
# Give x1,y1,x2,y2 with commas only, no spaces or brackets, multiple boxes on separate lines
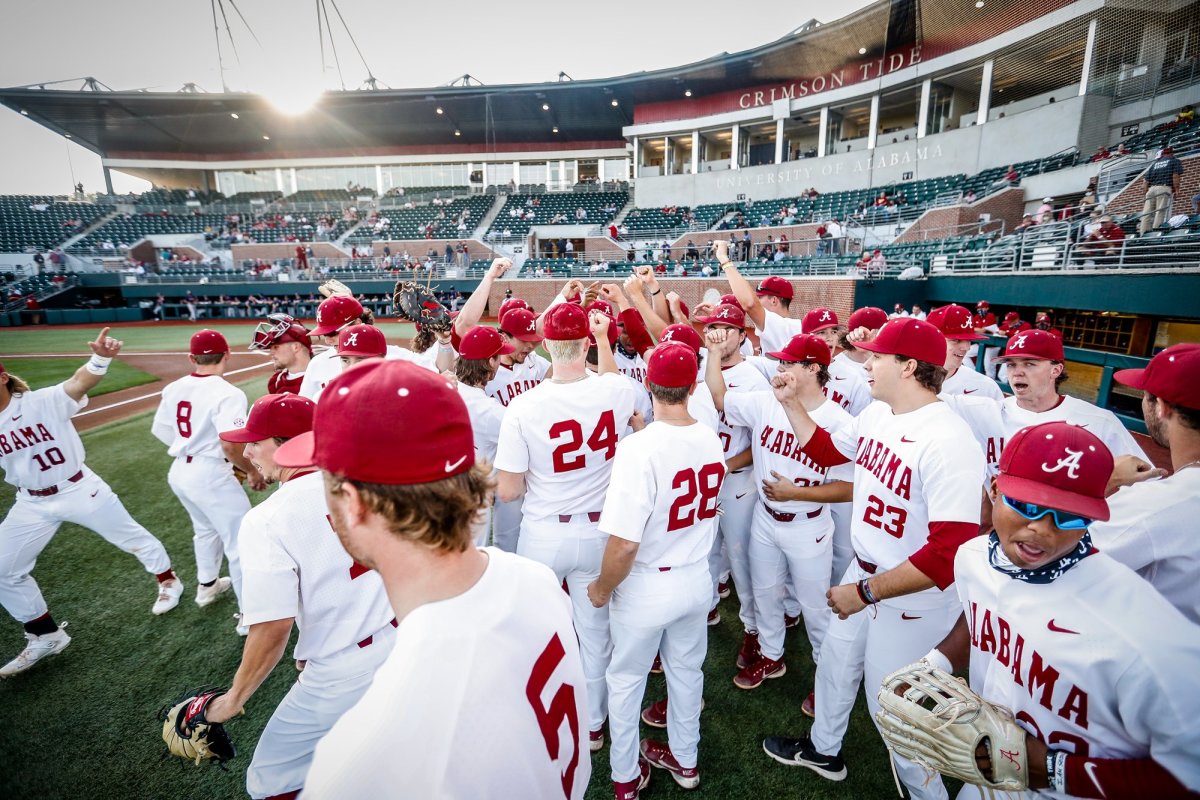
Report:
668,463,725,532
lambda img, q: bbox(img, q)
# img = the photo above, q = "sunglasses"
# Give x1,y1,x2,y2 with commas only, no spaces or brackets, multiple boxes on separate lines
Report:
1001,496,1092,530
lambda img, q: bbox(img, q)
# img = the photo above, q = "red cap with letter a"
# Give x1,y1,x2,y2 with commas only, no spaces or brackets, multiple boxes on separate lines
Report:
459,326,516,360
497,297,531,321
336,324,386,358
927,304,986,341
766,333,831,365
647,342,699,388
997,329,1064,361
801,307,839,334
719,293,743,310
755,276,794,301
848,306,888,332
220,393,315,443
698,304,746,329
998,421,1112,521
275,360,475,484
1114,343,1200,410
587,311,619,349
190,329,229,355
311,295,363,336
543,303,589,341
659,323,703,353
499,308,542,343
854,318,946,365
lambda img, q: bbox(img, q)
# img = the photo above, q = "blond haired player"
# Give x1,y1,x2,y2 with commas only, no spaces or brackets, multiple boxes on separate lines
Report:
249,314,312,394
0,335,181,677
495,301,638,750
198,394,394,799
280,361,590,798
926,421,1200,799
761,318,984,800
152,330,264,626
589,343,726,798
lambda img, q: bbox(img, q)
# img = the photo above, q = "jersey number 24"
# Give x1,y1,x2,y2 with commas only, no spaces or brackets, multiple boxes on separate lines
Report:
549,411,618,473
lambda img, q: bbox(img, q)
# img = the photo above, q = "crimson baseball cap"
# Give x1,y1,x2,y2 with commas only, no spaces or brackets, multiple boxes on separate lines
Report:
499,308,542,342
660,323,703,353
767,333,831,365
997,329,1064,361
976,300,990,309
251,314,312,351
587,312,619,349
220,393,315,443
848,307,888,332
312,296,364,336
1036,313,1052,324
756,276,794,301
275,360,475,484
1004,311,1021,322
497,297,530,321
927,305,986,341
719,293,743,310
190,329,229,355
586,299,614,317
802,307,839,334
543,303,589,341
336,324,386,358
698,304,745,329
855,318,946,365
647,342,699,388
459,326,515,360
998,421,1112,521
1114,343,1200,410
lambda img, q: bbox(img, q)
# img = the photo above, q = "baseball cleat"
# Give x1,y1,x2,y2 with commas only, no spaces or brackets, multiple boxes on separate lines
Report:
641,697,705,729
650,653,662,674
762,734,847,781
706,607,720,626
736,630,760,669
640,739,700,789
234,612,249,636
590,725,606,752
195,577,232,607
733,655,786,690
612,757,651,800
801,690,816,718
152,577,184,615
717,579,731,600
784,613,800,629
1,624,71,678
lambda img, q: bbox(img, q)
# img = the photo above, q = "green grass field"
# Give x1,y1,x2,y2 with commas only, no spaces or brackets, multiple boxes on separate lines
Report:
0,358,158,397
0,326,938,800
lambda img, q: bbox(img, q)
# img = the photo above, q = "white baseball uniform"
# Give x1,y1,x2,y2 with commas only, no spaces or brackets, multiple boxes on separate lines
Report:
457,382,505,547
600,420,726,783
614,348,647,384
152,374,251,605
952,536,1200,799
486,353,551,553
828,353,871,580
494,371,637,733
297,349,341,403
1002,395,1148,462
237,471,395,799
0,384,171,623
724,392,853,664
706,361,770,633
940,365,1003,401
1088,468,1200,625
756,309,804,355
757,312,871,414
301,549,591,800
807,400,985,800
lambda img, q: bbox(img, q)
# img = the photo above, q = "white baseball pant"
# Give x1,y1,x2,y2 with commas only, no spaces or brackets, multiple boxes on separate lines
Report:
748,503,834,664
492,496,522,552
518,514,611,733
167,455,250,606
810,560,961,800
708,470,757,629
246,622,396,798
829,502,854,586
607,560,709,783
0,470,171,622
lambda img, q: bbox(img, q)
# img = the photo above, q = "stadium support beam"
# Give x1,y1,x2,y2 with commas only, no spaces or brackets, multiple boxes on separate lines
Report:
103,166,114,195
731,124,740,171
867,94,880,150
1078,18,1097,96
775,119,785,164
978,60,994,125
818,107,829,157
692,130,699,175
917,78,931,139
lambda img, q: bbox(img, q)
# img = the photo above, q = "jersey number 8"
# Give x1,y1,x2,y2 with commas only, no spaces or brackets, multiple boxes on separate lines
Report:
175,401,193,438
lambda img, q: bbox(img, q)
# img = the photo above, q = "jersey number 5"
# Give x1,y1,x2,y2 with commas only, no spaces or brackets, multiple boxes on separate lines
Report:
668,463,725,532
175,401,193,438
549,411,618,473
526,633,581,800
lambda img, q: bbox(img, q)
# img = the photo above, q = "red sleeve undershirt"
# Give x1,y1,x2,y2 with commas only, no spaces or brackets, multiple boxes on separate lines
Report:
618,308,655,358
1065,754,1196,799
909,521,978,590
799,425,852,467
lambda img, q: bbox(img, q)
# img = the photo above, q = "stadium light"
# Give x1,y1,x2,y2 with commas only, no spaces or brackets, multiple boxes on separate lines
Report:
230,113,239,119
552,126,559,133
684,89,692,97
542,103,550,111
436,107,444,115
454,129,461,136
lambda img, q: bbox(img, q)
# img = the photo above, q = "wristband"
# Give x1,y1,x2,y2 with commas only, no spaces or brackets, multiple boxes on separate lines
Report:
85,355,112,376
651,289,662,296
856,578,878,605
719,260,732,268
922,647,953,674
1049,751,1068,793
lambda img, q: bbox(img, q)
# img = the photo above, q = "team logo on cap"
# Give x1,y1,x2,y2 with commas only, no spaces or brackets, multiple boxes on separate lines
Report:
345,333,359,347
1041,447,1084,479
662,329,679,341
818,310,832,322
717,307,736,319
1012,334,1028,349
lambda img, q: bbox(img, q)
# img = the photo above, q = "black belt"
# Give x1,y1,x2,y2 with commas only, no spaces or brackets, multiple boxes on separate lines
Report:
25,470,84,497
765,506,823,523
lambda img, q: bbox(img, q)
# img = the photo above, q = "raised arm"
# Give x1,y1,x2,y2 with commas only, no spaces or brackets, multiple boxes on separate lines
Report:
590,311,618,376
453,257,511,336
64,327,121,402
713,240,766,330
704,327,729,410
623,274,669,339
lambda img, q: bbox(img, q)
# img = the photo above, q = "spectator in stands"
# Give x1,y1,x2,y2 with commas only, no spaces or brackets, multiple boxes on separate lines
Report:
889,303,908,319
909,304,926,321
685,240,700,261
963,189,977,204
1178,104,1195,124
1078,215,1126,263
778,234,789,255
32,252,45,273
1090,145,1112,162
1037,197,1054,223
815,223,830,256
869,248,887,275
1014,214,1038,233
1192,192,1200,214
827,218,844,255
1140,147,1185,234
1004,164,1019,183
564,240,575,260
741,230,752,261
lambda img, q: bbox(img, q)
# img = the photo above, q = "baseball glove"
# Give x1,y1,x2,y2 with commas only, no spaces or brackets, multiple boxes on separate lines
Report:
158,688,237,767
318,278,354,299
231,465,248,484
392,280,451,332
875,662,1028,792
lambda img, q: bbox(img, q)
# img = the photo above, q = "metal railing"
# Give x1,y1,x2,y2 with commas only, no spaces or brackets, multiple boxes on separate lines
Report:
930,225,1200,274
1096,153,1149,202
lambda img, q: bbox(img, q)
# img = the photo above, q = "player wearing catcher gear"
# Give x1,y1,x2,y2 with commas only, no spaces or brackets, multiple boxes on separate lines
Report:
590,343,726,797
278,361,590,799
913,421,1200,799
0,334,180,678
249,314,312,395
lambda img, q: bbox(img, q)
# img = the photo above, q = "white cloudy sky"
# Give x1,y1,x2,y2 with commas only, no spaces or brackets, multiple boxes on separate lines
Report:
0,0,873,194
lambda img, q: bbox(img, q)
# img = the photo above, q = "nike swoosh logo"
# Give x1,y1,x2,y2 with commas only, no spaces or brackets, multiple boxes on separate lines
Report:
728,384,738,388
900,613,922,620
443,455,468,473
834,376,845,381
1083,762,1106,797
11,415,21,421
735,491,749,500
90,491,99,498
815,534,827,543
1047,619,1080,635
962,389,976,394
900,436,915,443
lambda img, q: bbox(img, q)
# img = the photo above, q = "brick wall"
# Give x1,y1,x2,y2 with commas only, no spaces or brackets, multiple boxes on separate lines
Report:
894,188,1026,243
232,242,348,262
371,238,500,261
1104,153,1200,219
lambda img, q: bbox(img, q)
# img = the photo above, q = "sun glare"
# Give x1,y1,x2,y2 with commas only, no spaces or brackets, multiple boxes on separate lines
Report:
261,83,323,116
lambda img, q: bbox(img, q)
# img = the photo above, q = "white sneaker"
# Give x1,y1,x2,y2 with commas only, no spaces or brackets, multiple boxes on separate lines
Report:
1,624,71,678
152,578,184,615
195,577,233,607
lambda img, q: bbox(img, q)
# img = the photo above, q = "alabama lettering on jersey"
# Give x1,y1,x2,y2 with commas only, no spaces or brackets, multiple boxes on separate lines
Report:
152,375,248,459
0,384,87,490
302,549,591,800
267,369,305,395
1001,395,1149,462
825,358,872,416
238,471,393,662
599,421,727,570
940,365,1004,401
714,361,771,459
486,352,551,408
493,372,636,521
724,393,854,515
954,537,1200,796
615,349,647,384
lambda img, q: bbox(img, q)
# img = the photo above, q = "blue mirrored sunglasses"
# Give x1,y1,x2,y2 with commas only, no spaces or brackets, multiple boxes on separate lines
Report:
1001,496,1092,530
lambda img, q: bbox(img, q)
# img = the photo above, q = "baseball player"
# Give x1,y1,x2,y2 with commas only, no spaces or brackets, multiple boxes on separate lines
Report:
1089,343,1200,624
761,318,984,800
279,361,590,799
298,296,372,402
455,326,513,546
588,343,726,797
832,306,887,383
335,324,387,367
495,301,638,750
486,309,550,408
152,330,265,626
249,314,312,394
971,301,1000,378
0,335,180,677
927,305,1004,400
1034,312,1063,339
995,312,1032,384
927,421,1200,799
200,394,395,799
